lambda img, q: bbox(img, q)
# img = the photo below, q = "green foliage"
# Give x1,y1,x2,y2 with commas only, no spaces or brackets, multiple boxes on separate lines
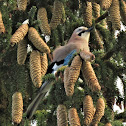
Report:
112,120,123,126
0,0,126,125
35,110,48,126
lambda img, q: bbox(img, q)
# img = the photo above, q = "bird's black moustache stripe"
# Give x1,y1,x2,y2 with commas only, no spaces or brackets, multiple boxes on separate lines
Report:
78,30,85,36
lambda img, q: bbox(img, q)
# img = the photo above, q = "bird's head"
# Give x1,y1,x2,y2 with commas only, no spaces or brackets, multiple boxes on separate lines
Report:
72,26,93,42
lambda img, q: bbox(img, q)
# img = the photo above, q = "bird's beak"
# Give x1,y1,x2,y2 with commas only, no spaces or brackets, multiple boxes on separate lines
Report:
85,26,94,32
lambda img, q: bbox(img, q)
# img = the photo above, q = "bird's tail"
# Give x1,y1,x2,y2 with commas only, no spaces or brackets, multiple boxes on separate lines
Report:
26,80,54,119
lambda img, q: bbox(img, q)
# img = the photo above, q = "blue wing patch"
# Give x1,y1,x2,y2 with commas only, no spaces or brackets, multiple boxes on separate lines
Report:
63,49,77,66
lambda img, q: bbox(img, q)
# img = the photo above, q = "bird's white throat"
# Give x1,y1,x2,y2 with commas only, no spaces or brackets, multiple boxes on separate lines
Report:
81,32,90,43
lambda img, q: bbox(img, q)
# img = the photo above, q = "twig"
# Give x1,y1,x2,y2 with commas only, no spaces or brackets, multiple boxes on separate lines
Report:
95,11,109,24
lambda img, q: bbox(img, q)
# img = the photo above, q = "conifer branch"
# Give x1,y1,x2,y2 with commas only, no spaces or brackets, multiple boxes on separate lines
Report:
102,48,116,61
105,61,124,75
95,11,109,24
114,111,126,122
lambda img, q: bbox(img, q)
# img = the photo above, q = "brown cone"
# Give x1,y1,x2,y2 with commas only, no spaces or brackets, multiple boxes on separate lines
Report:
37,8,51,35
30,50,42,88
17,39,27,65
12,92,23,124
92,2,100,18
91,98,105,125
67,55,82,96
81,61,101,92
83,95,95,125
0,11,5,34
100,0,112,10
17,0,27,11
40,53,48,79
104,123,112,126
109,0,121,30
10,24,28,46
28,27,50,53
68,108,81,126
120,0,126,25
57,104,68,126
50,1,64,30
83,1,92,27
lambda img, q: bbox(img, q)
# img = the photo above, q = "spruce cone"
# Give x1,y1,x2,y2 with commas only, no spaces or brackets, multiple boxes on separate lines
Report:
50,1,64,30
104,123,112,126
83,95,95,125
61,5,66,23
10,24,28,46
64,67,70,96
40,53,48,78
0,11,5,34
93,29,103,49
37,8,51,36
17,0,27,11
28,27,50,54
67,55,82,96
92,2,100,18
120,0,126,25
81,61,101,92
83,1,92,27
68,108,81,126
57,104,68,126
100,0,112,10
30,50,42,88
91,98,105,125
109,0,121,30
12,92,23,124
17,39,27,65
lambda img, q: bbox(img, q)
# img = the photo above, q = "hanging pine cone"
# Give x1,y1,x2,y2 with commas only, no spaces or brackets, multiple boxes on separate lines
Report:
28,27,50,54
57,104,68,126
0,11,5,34
109,0,121,30
64,67,70,96
17,39,27,65
92,2,100,18
37,8,51,36
83,1,92,27
91,98,105,125
30,50,42,88
40,53,48,79
68,108,81,126
12,92,23,124
67,55,82,96
50,1,64,30
61,5,66,23
10,24,28,46
104,123,112,126
120,0,126,25
81,61,101,92
83,95,95,126
100,0,112,10
17,0,27,11
93,29,103,49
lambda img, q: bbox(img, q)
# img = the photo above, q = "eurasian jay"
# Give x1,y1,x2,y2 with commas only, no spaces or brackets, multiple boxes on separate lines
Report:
26,26,95,119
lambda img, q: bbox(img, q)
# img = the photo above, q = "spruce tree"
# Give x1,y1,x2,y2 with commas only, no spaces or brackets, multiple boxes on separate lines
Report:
0,0,126,126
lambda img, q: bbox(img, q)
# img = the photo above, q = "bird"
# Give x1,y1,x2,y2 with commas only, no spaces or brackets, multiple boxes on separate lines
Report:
26,26,95,119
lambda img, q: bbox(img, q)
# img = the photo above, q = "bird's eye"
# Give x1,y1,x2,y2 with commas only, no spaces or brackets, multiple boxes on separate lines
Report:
78,29,82,31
